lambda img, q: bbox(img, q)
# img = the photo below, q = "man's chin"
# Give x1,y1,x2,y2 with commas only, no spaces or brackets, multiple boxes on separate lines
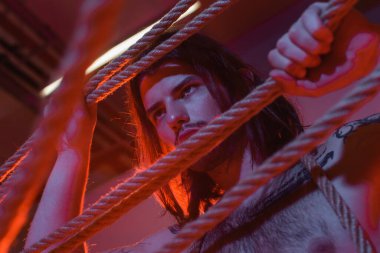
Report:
189,143,230,173
185,129,245,174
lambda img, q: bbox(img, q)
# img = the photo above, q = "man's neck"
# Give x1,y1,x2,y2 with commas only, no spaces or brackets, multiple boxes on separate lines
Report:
207,146,255,191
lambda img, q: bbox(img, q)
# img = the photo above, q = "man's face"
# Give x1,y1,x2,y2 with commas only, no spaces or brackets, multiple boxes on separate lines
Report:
140,61,222,148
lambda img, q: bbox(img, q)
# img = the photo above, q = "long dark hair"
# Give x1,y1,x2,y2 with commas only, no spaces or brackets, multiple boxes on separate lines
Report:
126,32,303,225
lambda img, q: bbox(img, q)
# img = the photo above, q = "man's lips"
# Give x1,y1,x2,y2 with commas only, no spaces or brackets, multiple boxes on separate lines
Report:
176,128,200,145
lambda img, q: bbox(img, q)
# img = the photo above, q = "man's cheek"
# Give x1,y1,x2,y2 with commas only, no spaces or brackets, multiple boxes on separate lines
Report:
193,99,220,119
159,127,176,146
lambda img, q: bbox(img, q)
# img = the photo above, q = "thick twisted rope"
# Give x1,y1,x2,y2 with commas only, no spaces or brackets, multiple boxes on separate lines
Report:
24,0,240,252
0,137,31,184
322,0,356,30
0,0,196,185
0,0,357,192
24,0,359,251
86,0,239,104
86,0,196,93
0,0,124,251
304,156,375,253
156,66,380,253
50,82,283,253
85,0,358,104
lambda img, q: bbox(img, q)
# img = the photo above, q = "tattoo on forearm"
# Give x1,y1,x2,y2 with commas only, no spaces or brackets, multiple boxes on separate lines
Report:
319,151,334,168
335,113,380,140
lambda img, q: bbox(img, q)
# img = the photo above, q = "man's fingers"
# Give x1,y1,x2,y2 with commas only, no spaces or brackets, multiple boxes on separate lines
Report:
270,69,321,96
289,20,331,55
276,34,321,68
270,69,293,82
268,49,306,79
269,69,298,94
301,3,333,43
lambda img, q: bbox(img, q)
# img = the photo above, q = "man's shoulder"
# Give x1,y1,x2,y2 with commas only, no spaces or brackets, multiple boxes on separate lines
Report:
313,113,380,247
314,113,380,174
332,113,380,142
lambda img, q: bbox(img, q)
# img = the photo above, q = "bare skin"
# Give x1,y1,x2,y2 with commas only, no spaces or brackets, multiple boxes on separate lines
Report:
25,98,96,252
25,2,380,252
269,3,380,96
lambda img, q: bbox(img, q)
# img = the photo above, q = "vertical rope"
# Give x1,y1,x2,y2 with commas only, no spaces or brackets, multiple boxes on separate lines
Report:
155,66,380,253
0,0,124,252
304,156,376,253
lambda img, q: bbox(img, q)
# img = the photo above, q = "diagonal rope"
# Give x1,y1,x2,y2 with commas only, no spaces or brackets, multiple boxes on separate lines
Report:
304,156,376,253
0,0,196,186
86,0,239,104
322,0,356,31
54,83,283,253
24,0,359,251
23,0,240,252
156,66,380,253
86,0,197,93
85,0,358,104
0,137,31,184
0,0,124,251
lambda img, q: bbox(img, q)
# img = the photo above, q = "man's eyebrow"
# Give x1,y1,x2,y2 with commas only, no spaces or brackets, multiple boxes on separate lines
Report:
146,76,199,116
171,75,199,95
146,102,161,117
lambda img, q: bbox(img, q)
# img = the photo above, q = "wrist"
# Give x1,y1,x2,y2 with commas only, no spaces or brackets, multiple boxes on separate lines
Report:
57,146,91,161
58,133,94,154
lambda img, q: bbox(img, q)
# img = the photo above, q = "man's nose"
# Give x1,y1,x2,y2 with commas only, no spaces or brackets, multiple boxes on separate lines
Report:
166,101,189,131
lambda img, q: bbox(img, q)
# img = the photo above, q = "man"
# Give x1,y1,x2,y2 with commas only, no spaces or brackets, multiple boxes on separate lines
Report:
26,2,380,252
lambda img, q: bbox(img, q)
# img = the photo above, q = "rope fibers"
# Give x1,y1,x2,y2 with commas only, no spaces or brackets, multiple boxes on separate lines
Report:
24,0,240,252
7,1,378,250
0,0,196,184
23,1,366,251
155,66,380,253
0,0,124,251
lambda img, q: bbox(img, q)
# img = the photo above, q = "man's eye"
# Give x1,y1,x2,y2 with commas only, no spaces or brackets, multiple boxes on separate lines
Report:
180,85,197,98
153,108,165,121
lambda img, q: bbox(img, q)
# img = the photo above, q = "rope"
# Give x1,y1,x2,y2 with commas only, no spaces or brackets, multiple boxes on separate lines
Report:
0,137,31,184
24,0,360,251
322,0,357,30
86,0,197,94
86,0,358,104
86,0,239,104
304,156,376,253
0,0,196,187
24,0,240,252
0,0,124,251
156,66,380,253
51,83,282,253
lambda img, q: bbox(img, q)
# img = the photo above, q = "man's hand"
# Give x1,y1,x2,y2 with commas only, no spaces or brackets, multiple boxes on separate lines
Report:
268,2,380,97
26,95,96,252
58,98,97,152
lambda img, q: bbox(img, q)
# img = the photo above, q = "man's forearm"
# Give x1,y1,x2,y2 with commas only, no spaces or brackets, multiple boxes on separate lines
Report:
25,147,90,251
